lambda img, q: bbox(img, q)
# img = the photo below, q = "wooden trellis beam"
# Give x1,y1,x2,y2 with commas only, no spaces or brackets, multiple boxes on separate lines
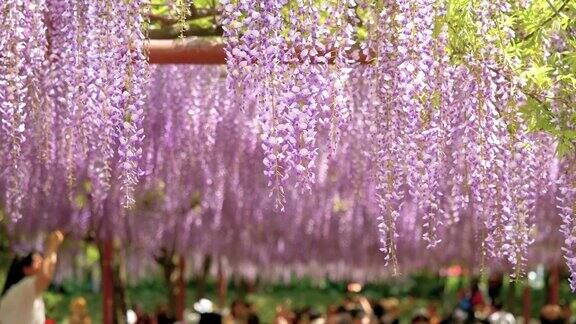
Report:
147,39,226,64
146,39,371,65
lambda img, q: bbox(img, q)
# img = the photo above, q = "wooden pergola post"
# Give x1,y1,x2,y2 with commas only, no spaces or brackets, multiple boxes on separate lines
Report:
175,255,186,321
523,285,531,323
548,264,560,305
101,238,114,324
217,258,227,309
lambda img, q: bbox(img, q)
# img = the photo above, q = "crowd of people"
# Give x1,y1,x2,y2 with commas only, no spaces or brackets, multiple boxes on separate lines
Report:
123,299,262,324
267,293,573,324
122,282,573,324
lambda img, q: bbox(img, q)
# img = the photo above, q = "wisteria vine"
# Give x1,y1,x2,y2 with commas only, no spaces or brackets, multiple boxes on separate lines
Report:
0,0,575,289
0,0,148,218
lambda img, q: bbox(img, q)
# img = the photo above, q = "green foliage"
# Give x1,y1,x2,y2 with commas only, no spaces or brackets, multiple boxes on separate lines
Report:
439,0,576,155
506,1,575,153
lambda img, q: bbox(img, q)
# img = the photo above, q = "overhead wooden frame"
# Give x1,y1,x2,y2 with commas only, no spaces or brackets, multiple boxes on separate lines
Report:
146,39,372,65
147,39,226,65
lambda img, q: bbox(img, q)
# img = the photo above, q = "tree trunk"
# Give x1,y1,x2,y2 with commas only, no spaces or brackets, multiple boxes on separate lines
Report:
506,279,516,314
156,250,188,320
175,255,186,321
157,249,179,319
112,247,127,324
217,258,227,309
234,276,248,301
196,255,212,301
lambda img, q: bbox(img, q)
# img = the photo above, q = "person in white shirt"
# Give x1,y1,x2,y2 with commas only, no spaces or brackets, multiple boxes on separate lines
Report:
0,230,64,324
488,301,516,324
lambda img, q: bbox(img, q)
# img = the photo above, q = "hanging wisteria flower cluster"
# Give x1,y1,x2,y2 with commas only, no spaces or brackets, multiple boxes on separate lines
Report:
2,62,573,286
222,0,576,285
119,65,567,282
0,0,47,221
0,0,148,218
557,158,576,290
1,0,575,290
222,0,359,210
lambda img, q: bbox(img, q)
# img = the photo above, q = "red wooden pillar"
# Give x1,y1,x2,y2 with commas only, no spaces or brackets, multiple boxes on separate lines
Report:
548,264,560,305
101,239,114,324
523,285,531,323
176,255,186,321
217,259,227,309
